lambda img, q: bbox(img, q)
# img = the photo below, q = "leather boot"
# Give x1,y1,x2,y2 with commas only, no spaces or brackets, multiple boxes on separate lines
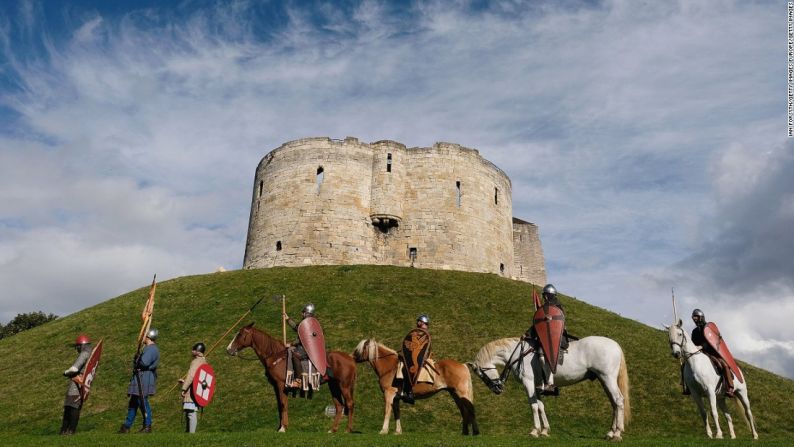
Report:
137,425,152,433
68,406,80,434
118,424,130,434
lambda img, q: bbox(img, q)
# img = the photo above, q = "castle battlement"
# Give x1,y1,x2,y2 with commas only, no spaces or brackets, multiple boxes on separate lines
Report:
243,137,546,285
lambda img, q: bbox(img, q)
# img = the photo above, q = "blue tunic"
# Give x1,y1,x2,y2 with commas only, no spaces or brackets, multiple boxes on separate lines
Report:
127,343,160,396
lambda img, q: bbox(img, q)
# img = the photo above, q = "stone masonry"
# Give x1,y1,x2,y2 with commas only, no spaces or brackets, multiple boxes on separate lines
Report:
243,137,547,285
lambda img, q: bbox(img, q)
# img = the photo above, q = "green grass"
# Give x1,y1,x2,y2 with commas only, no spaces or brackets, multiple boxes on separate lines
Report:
2,432,793,447
0,265,792,444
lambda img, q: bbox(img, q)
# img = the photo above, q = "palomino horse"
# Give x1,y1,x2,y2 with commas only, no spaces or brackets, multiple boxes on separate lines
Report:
226,323,356,433
470,336,630,440
666,319,758,439
352,339,479,435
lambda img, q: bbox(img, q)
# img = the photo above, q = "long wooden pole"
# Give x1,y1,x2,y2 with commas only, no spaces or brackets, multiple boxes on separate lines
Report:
205,297,264,357
163,297,264,396
281,295,287,345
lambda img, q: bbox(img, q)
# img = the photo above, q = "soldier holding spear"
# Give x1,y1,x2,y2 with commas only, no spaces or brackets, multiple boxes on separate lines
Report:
119,276,159,434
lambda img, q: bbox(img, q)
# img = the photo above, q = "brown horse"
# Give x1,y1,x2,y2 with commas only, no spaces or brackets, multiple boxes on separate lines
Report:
352,338,479,435
226,323,356,433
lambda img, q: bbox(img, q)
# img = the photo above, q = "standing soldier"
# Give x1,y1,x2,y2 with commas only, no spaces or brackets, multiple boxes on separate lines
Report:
119,328,160,433
691,309,735,397
179,342,208,433
60,334,92,435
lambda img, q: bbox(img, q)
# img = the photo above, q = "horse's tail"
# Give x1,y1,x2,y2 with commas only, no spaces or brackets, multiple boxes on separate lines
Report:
618,350,631,425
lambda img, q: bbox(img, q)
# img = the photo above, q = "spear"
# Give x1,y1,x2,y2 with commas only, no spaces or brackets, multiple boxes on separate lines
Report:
132,275,156,421
164,296,265,396
672,287,679,323
280,295,287,345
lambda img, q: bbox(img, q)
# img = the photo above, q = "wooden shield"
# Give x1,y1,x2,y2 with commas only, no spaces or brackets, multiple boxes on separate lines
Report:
298,317,328,375
402,328,431,385
703,322,744,383
533,304,565,374
192,363,216,407
77,339,104,403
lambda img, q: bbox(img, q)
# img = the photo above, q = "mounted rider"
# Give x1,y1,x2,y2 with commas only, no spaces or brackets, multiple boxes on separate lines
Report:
690,309,736,397
397,313,433,404
525,284,571,396
284,303,329,391
60,334,92,435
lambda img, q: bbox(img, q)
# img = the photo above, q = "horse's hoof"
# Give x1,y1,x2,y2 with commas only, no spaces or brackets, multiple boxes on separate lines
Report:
379,430,388,435
611,435,622,442
277,427,286,433
540,430,550,437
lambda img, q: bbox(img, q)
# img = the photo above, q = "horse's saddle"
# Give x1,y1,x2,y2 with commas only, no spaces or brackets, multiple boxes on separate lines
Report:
529,337,565,366
396,358,437,384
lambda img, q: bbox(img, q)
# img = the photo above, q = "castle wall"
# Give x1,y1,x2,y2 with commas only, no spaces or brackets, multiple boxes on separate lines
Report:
512,219,547,285
243,137,545,283
244,137,375,267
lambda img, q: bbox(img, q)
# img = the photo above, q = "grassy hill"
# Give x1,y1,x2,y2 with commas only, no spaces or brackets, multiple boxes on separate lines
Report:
1,265,792,443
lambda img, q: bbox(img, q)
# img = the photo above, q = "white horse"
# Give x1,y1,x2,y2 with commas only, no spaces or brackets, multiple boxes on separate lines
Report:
469,336,630,440
665,319,758,439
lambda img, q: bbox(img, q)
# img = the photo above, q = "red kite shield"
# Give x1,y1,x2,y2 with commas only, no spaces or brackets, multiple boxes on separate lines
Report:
76,339,104,403
298,317,328,375
192,363,216,407
402,328,431,385
703,322,744,383
533,304,565,374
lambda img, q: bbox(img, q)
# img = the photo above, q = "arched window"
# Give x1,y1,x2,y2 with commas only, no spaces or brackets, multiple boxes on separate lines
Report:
387,153,392,172
456,181,462,207
494,187,499,205
276,241,282,251
258,180,263,198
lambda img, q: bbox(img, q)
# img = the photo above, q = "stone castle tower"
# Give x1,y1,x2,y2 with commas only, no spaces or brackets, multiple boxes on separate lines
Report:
243,137,546,285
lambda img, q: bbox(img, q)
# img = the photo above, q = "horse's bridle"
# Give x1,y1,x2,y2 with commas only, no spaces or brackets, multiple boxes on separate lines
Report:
669,326,703,362
228,328,286,361
475,340,534,394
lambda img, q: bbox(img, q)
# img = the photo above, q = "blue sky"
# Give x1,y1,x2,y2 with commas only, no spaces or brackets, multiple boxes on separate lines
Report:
1,0,792,379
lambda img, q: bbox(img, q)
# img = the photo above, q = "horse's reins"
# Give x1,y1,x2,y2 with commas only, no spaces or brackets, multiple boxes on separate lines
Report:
479,339,534,387
500,339,534,382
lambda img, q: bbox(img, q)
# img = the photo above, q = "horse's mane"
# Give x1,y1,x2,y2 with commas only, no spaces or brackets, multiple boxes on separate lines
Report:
249,325,285,354
474,337,520,365
354,338,396,362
